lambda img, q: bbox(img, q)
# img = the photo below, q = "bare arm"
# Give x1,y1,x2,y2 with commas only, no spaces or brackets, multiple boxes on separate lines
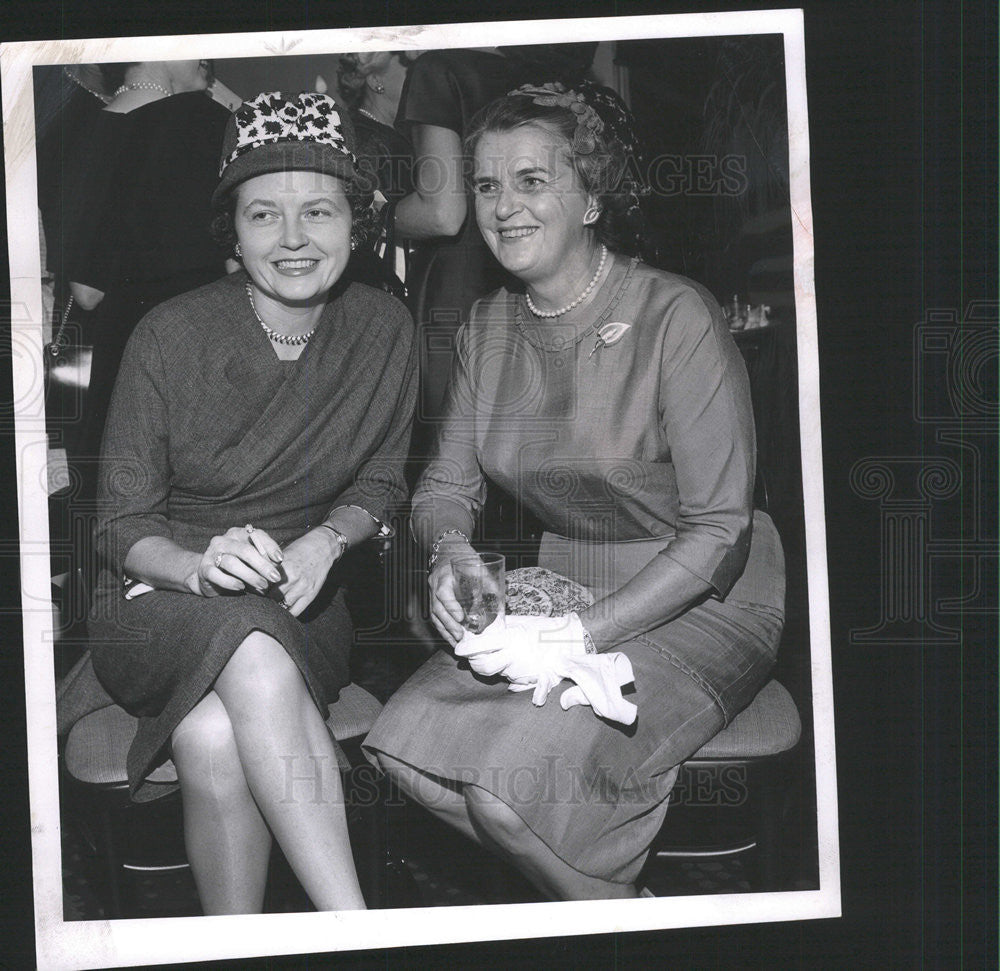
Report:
69,281,105,310
393,124,467,240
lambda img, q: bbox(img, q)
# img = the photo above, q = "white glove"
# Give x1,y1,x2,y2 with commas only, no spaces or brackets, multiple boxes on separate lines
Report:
557,653,638,724
498,613,589,683
454,613,638,725
516,652,637,724
453,613,508,660
456,613,587,682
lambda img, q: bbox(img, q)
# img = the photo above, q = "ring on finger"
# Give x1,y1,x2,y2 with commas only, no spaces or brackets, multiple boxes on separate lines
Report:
280,599,290,610
244,523,255,535
214,552,224,568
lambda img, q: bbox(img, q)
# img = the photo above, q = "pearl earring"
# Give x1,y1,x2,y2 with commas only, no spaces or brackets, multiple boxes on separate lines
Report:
234,242,242,258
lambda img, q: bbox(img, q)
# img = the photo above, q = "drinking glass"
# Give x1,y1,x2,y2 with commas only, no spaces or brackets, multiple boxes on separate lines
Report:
451,552,505,634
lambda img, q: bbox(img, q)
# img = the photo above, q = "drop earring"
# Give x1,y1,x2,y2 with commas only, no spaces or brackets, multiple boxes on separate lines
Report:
234,242,242,259
583,205,601,226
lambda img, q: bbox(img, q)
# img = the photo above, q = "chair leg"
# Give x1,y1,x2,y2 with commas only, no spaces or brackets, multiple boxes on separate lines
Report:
339,753,389,909
753,764,783,892
98,803,124,919
358,768,386,909
379,779,426,909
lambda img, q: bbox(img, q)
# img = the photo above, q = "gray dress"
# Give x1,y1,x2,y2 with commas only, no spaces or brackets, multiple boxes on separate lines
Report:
364,258,785,882
88,272,417,801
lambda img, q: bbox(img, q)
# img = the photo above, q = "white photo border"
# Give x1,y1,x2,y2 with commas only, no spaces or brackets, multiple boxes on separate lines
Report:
2,9,839,969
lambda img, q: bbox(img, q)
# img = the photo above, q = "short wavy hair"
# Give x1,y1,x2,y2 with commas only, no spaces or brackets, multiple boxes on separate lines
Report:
465,88,646,256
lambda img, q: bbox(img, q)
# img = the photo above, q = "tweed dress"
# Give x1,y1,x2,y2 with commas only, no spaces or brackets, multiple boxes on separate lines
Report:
88,272,417,801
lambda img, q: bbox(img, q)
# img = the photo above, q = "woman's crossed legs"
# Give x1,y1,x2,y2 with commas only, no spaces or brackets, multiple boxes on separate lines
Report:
170,630,365,914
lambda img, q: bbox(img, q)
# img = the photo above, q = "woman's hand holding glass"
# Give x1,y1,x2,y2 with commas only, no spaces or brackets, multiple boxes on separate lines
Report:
427,539,479,645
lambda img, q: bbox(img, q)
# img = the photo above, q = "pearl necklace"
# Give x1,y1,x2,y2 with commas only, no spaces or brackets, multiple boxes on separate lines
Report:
63,67,110,103
357,107,381,123
514,256,639,354
113,80,173,99
246,284,316,346
525,245,608,318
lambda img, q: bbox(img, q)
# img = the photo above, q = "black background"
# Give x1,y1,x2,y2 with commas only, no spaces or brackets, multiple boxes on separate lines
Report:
2,1,995,967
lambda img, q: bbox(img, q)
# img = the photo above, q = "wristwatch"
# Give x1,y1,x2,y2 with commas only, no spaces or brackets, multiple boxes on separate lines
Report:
317,522,349,559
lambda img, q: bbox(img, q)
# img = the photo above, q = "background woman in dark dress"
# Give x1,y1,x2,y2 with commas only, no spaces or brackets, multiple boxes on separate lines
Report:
33,64,110,325
87,92,417,914
63,59,231,495
337,50,416,294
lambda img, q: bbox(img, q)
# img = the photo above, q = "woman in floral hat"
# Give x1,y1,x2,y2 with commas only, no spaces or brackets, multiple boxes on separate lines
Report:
365,83,785,900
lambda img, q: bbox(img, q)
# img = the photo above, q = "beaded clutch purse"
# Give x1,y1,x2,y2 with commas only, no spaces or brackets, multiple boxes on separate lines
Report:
504,567,595,618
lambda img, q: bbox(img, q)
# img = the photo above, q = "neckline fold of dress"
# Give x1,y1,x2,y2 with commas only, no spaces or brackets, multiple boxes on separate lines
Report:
513,256,640,352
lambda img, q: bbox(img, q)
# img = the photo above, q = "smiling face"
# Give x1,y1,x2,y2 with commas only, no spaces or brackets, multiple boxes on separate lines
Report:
233,170,353,308
473,124,595,290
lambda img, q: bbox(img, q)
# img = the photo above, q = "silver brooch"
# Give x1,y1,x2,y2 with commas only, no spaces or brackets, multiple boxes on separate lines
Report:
588,321,632,359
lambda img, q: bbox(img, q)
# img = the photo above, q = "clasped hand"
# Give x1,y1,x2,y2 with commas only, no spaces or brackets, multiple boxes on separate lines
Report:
187,525,344,617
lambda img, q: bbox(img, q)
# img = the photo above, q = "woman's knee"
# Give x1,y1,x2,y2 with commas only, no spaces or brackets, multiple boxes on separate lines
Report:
377,753,475,829
171,693,243,790
216,631,307,710
464,786,530,845
380,753,455,805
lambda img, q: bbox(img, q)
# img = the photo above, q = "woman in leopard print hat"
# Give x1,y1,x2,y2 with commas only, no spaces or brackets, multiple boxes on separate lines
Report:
86,91,416,914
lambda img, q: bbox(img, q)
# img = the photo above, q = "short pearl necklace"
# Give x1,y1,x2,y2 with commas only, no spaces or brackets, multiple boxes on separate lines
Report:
246,284,316,346
525,245,608,318
113,80,173,99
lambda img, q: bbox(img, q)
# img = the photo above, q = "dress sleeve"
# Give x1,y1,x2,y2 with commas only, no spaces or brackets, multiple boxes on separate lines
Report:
397,52,464,135
656,286,756,596
410,310,488,550
331,301,419,526
94,321,175,576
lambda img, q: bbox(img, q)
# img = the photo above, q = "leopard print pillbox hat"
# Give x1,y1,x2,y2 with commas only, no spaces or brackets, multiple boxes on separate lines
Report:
212,91,372,208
